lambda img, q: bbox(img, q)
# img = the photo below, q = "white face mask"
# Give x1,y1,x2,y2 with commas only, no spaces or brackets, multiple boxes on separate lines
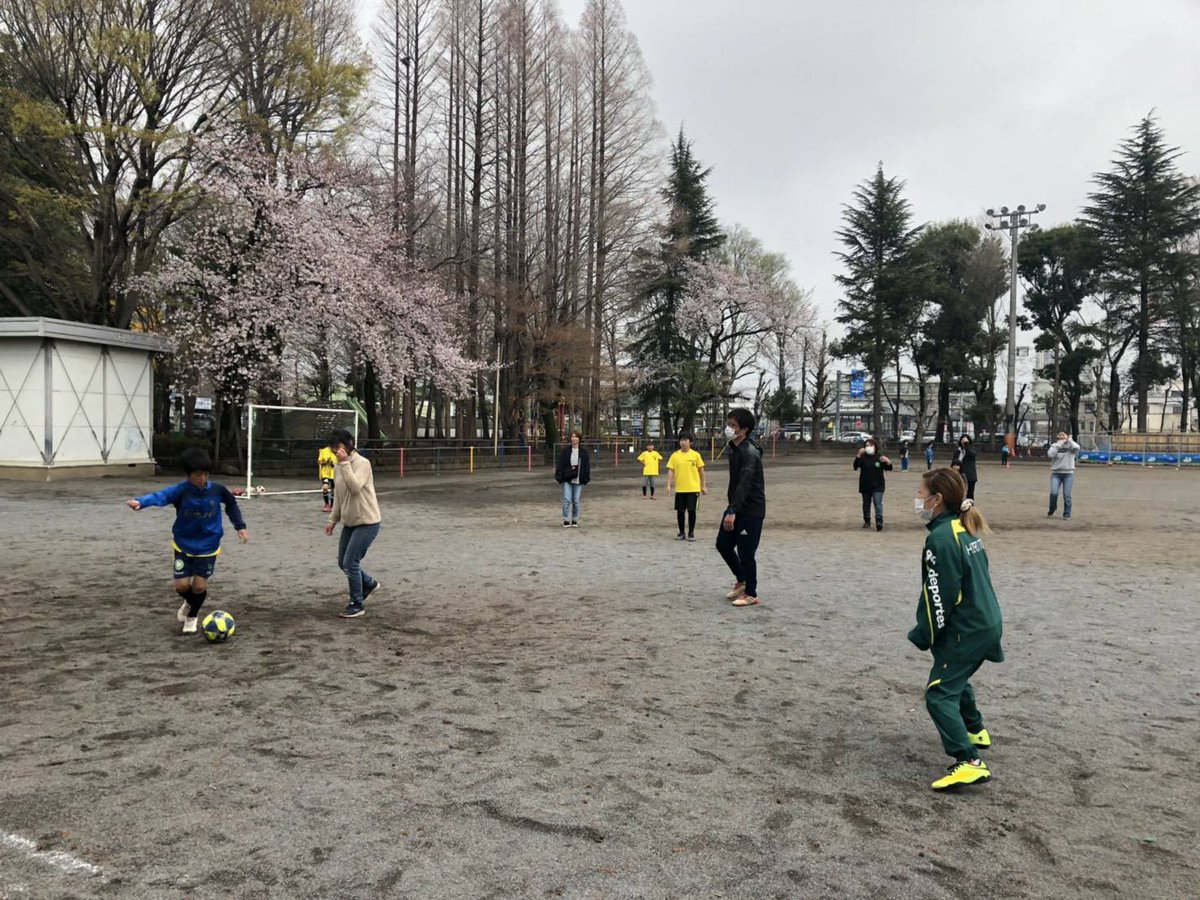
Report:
724,425,736,440
865,445,876,455
914,496,935,522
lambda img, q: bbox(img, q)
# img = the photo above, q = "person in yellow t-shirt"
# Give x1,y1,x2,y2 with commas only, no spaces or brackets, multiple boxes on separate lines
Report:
318,444,338,512
666,433,707,541
637,442,664,500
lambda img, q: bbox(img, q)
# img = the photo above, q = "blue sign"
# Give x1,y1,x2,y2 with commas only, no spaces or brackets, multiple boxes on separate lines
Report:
1145,454,1178,466
849,369,865,400
1078,451,1108,464
1110,452,1144,465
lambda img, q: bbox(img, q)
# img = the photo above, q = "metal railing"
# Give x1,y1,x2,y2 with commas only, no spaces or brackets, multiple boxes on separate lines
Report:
1075,431,1200,467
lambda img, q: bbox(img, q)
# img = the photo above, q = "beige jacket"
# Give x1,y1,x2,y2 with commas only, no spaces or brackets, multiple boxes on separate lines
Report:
329,452,381,527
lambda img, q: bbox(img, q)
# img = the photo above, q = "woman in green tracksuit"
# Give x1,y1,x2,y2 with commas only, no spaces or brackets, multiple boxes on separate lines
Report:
909,467,1004,791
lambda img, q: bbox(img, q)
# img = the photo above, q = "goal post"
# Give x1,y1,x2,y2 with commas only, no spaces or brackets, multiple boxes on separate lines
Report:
245,404,359,496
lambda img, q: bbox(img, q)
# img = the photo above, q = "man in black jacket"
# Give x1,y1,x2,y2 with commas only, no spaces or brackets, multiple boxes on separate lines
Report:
717,408,766,607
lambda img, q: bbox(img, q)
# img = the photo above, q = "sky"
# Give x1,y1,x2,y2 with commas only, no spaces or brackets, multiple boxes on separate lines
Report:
359,0,1200,328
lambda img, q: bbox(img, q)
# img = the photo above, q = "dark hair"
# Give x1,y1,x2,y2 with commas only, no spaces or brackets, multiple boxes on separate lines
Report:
329,428,355,451
569,429,583,440
922,467,990,535
728,408,755,433
180,447,212,475
678,432,694,442
959,434,972,444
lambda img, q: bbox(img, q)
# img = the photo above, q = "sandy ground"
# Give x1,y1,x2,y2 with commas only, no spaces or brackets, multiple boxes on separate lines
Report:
1,454,1198,899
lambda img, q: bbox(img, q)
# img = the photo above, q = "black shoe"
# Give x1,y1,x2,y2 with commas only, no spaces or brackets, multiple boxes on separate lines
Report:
570,521,579,528
861,521,871,529
339,603,365,619
686,535,696,542
563,521,571,528
362,581,380,602
675,533,686,541
876,522,883,531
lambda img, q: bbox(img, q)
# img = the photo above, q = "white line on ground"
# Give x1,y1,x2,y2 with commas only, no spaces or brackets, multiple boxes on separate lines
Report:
0,831,103,878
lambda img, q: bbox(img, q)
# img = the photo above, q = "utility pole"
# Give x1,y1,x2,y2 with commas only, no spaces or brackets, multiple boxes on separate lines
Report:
985,203,1045,455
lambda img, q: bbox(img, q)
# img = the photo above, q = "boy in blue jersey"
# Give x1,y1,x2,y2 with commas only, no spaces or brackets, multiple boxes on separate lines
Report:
126,448,249,634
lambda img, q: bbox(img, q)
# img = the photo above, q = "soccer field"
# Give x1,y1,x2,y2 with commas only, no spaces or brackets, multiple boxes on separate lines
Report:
2,458,1197,898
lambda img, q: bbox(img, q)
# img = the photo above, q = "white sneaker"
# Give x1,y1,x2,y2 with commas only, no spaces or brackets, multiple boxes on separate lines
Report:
182,617,199,635
177,601,189,623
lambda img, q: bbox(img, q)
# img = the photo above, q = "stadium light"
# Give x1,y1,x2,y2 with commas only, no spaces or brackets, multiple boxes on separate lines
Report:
985,201,1046,453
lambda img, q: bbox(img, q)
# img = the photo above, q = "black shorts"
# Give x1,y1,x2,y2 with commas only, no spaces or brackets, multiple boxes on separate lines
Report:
674,492,699,512
173,550,216,580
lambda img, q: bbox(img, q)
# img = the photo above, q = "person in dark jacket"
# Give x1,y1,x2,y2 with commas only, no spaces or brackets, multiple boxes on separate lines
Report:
554,430,591,528
717,408,766,607
909,467,1004,791
853,436,893,531
950,434,979,499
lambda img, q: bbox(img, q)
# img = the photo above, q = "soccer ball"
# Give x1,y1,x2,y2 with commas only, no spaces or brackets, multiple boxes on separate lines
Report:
202,610,236,642
255,485,266,495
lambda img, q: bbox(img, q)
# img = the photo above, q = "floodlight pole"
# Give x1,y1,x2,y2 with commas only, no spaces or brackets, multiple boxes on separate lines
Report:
984,203,1044,454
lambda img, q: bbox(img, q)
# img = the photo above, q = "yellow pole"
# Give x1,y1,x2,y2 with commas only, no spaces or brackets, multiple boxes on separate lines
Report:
470,446,475,474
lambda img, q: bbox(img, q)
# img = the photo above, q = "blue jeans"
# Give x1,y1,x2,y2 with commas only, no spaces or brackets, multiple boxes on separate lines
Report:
715,514,764,598
901,456,909,471
337,523,380,606
561,482,582,521
1049,472,1074,517
861,490,884,523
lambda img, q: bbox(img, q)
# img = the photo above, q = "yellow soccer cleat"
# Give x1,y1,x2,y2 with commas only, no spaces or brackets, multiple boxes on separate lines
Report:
931,760,991,791
968,729,991,749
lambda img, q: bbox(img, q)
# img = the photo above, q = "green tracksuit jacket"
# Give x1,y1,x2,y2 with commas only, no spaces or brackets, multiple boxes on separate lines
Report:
907,512,1004,663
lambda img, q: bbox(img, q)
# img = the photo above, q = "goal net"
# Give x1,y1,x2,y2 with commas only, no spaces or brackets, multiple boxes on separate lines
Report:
245,404,359,496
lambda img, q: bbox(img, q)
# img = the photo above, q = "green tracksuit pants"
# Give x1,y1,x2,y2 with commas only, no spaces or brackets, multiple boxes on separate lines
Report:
925,657,987,761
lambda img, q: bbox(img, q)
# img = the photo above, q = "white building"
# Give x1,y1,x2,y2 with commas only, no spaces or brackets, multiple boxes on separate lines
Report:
0,317,170,480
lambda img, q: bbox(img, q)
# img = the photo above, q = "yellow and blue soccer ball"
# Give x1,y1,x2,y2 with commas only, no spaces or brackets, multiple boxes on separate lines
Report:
201,610,236,642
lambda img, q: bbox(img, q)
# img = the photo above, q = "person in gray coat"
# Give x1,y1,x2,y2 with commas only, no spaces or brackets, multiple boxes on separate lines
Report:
1047,431,1081,519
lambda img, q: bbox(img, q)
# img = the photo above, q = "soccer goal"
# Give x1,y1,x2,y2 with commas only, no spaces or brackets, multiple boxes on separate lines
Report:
244,404,359,496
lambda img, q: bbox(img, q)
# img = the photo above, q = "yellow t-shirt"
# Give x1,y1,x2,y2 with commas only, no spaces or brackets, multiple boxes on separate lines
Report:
667,449,705,493
637,450,663,476
318,447,338,480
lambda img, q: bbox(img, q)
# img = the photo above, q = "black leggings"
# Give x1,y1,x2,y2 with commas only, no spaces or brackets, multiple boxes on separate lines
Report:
676,508,697,536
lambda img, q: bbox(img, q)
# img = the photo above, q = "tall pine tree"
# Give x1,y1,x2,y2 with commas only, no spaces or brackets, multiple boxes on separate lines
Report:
1082,115,1200,432
834,164,922,436
630,130,724,437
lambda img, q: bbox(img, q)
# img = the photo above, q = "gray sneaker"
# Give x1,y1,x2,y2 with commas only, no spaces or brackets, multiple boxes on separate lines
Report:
339,603,365,619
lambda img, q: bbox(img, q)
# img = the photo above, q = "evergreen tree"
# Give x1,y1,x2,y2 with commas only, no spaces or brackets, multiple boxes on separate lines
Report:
834,164,922,436
1018,225,1102,438
908,221,990,442
630,129,724,436
1082,115,1200,432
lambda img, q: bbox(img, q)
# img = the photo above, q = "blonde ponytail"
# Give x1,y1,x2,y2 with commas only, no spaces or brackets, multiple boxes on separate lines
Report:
957,497,991,536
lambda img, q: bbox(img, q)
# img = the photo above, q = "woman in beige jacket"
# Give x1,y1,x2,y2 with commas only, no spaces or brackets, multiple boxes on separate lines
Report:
323,429,382,618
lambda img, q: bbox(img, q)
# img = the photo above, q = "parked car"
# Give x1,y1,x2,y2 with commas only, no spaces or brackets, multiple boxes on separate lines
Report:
191,411,215,435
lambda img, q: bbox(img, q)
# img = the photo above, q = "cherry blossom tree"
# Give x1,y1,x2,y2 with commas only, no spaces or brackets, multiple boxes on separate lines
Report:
630,259,786,435
138,137,477,457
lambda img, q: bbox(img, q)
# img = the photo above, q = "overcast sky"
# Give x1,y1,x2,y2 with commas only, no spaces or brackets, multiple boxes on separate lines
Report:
361,0,1200,326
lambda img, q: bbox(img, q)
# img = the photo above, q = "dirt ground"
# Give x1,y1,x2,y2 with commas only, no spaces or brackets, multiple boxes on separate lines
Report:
2,454,1198,899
